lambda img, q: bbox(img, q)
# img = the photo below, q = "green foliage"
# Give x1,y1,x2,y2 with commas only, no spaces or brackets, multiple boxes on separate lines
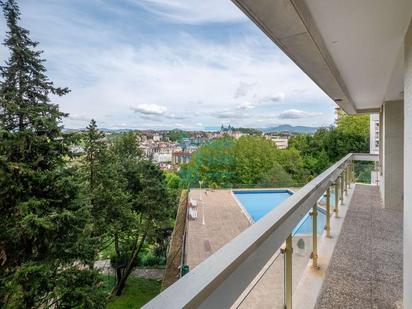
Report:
181,114,369,188
234,135,280,184
107,277,161,309
180,137,236,187
0,1,104,307
336,113,370,136
165,129,190,142
180,135,299,187
289,115,369,177
354,161,374,183
83,124,175,297
259,162,294,186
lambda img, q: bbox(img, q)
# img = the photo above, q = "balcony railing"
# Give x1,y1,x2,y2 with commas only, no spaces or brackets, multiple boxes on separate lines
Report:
144,153,378,309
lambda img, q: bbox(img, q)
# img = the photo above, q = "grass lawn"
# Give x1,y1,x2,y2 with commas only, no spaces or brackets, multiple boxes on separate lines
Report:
107,277,161,309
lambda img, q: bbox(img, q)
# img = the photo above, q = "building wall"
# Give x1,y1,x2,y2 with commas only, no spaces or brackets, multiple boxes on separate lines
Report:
404,19,412,309
380,100,404,211
369,113,380,154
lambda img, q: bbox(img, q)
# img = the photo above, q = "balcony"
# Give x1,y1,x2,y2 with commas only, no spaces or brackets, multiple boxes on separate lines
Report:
144,153,402,308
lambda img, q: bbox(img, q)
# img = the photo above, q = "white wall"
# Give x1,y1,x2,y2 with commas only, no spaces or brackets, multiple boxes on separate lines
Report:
380,100,404,211
404,19,412,309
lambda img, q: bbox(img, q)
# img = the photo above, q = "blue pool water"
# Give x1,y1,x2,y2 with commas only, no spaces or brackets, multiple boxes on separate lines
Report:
318,192,336,208
234,190,292,222
293,208,326,235
234,189,326,235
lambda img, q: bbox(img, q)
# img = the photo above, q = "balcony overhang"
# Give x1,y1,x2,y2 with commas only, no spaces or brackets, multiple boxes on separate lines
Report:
231,0,412,114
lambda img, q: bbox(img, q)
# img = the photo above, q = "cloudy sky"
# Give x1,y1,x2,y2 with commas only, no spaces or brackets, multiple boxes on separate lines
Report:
0,0,337,130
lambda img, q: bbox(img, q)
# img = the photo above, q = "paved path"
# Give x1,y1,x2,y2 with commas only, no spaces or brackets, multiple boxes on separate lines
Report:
94,259,164,280
185,189,251,269
315,184,403,308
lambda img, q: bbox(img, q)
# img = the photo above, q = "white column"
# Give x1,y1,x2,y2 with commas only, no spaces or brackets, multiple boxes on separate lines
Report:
404,20,412,309
381,100,404,211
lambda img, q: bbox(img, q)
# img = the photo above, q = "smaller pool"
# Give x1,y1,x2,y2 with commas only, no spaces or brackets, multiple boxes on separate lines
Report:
293,208,326,235
317,191,336,208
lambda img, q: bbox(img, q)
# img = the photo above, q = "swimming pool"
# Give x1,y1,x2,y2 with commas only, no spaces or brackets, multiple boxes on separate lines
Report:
233,190,293,222
233,189,326,235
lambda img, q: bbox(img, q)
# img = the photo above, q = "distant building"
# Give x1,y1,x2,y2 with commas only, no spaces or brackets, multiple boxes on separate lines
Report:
335,106,346,123
153,134,161,142
153,152,172,163
370,113,380,155
220,124,233,135
172,151,192,165
231,131,244,139
270,136,289,149
266,135,289,149
70,145,84,154
219,124,244,139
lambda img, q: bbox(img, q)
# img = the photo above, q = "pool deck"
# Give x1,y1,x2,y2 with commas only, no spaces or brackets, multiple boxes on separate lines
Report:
185,188,296,269
185,189,251,269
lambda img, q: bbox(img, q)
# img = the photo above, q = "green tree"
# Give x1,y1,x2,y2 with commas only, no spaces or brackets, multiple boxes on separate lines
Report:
276,148,309,183
234,135,280,184
85,119,106,191
336,113,369,136
111,159,174,296
180,135,296,187
82,129,174,297
0,1,104,307
289,113,369,177
165,129,190,142
180,137,236,187
259,162,294,186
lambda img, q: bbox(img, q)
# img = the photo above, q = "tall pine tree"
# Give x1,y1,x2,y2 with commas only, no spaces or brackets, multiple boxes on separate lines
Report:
0,0,105,307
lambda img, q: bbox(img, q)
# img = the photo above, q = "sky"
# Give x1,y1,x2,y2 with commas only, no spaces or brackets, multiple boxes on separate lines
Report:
0,0,337,130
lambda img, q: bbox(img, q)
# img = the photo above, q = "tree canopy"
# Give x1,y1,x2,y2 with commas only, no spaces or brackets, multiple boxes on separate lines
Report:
180,135,300,187
0,1,104,307
180,113,369,188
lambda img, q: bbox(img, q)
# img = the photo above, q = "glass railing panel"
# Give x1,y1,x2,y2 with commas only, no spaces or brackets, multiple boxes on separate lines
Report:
353,160,376,184
291,203,325,303
234,251,284,309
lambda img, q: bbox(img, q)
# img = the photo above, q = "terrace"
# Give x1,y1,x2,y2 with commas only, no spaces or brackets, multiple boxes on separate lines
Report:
145,1,411,308
146,154,397,308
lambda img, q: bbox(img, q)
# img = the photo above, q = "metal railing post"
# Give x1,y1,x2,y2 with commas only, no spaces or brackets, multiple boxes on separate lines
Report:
334,179,339,218
311,204,319,269
340,174,344,205
325,187,331,238
347,164,352,188
283,235,293,309
352,162,355,182
344,167,348,196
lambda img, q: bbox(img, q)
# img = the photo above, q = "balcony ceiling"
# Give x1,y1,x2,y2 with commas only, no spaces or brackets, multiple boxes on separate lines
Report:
232,0,412,113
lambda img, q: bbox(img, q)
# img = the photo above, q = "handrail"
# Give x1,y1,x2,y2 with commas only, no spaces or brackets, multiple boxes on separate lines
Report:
143,153,376,309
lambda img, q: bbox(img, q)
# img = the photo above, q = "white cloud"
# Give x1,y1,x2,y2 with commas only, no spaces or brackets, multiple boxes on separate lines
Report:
4,0,335,130
131,104,167,115
68,113,91,122
137,0,245,24
210,110,248,119
261,93,286,103
234,81,255,98
278,109,322,119
239,101,255,110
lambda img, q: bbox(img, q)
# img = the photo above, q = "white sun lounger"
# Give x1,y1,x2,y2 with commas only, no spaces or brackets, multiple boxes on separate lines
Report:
189,198,198,207
189,207,198,220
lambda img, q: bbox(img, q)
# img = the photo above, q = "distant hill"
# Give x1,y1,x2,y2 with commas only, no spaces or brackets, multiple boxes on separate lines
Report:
262,125,318,134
